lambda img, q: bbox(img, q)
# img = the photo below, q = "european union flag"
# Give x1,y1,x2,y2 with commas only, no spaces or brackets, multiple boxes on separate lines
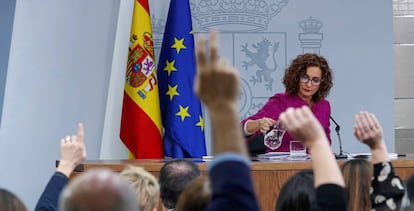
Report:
157,0,206,158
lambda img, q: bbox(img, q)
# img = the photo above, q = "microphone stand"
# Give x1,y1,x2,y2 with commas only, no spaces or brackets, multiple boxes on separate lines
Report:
330,115,348,159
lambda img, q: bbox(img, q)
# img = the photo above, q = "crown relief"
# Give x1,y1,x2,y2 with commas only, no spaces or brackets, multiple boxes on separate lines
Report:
190,0,289,32
299,16,323,33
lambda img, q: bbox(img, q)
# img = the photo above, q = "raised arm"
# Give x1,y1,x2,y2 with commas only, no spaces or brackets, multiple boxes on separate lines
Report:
57,123,87,177
35,123,86,211
195,31,259,211
353,111,388,163
279,106,344,187
195,30,247,156
353,111,404,210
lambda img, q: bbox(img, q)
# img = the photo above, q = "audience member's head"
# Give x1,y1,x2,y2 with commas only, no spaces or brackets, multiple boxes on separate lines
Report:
59,168,139,211
120,165,159,211
159,159,201,209
406,173,414,202
402,173,414,211
176,176,211,211
341,158,373,211
0,188,27,211
275,169,318,211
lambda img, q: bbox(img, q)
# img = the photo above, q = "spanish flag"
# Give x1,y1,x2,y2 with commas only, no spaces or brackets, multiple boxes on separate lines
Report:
120,0,163,158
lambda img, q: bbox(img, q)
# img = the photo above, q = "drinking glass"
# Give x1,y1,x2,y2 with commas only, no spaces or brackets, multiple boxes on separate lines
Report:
289,140,307,157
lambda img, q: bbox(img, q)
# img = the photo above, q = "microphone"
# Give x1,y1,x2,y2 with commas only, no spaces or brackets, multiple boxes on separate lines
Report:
330,115,347,159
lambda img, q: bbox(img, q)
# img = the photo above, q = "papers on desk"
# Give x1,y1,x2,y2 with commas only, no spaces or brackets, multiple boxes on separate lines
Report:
256,152,310,161
258,152,400,161
202,152,313,162
257,152,289,160
202,155,214,161
349,153,398,160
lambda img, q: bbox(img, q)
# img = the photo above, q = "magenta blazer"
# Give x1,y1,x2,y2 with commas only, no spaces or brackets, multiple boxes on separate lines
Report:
241,92,331,152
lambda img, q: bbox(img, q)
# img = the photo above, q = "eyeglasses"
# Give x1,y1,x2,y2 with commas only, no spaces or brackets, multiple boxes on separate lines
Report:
300,75,322,86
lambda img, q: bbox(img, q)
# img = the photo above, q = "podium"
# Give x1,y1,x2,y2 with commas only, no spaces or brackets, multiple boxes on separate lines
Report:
71,157,414,211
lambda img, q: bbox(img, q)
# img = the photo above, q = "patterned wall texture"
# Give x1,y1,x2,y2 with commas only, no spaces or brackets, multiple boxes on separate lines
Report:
393,0,414,153
394,0,414,16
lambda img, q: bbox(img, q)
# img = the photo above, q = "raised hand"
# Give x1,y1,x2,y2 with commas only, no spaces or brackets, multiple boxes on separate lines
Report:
194,30,239,110
57,123,87,177
353,111,384,150
279,106,344,187
194,30,247,156
278,106,326,148
353,111,388,163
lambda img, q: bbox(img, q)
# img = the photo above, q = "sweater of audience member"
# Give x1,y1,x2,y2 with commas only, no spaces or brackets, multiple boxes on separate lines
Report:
205,154,260,211
35,172,68,211
371,161,405,211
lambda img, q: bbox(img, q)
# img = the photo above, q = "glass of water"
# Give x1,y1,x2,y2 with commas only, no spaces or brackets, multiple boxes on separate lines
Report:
289,140,307,158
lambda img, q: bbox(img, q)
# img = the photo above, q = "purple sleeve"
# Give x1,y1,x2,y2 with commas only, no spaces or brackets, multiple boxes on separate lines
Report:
240,93,285,136
322,100,331,144
313,99,331,145
241,94,332,148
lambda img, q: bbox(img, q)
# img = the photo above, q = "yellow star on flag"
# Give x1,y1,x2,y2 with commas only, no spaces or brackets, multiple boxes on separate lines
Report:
171,37,186,54
166,84,179,101
176,105,190,122
196,116,204,131
164,60,177,76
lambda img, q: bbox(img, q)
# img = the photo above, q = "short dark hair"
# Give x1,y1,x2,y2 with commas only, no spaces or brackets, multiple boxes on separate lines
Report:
275,169,318,211
159,159,201,209
176,176,211,211
283,53,333,102
406,174,414,203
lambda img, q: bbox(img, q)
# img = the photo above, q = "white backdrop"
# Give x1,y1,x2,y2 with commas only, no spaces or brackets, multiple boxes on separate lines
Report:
0,0,393,209
101,0,394,159
0,0,120,209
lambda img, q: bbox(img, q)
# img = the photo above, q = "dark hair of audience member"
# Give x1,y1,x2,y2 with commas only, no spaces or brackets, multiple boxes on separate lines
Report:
0,188,27,211
406,174,414,203
402,173,414,211
341,158,372,211
159,159,201,209
275,169,319,211
176,176,211,211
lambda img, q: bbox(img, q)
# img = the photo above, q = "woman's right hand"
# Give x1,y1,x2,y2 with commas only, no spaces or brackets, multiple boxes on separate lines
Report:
257,117,277,134
279,106,326,148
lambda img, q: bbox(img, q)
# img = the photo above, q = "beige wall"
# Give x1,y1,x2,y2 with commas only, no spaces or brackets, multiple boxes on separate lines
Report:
393,0,414,153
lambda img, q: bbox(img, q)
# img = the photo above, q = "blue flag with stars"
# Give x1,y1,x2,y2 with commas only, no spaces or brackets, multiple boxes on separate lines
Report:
157,0,206,158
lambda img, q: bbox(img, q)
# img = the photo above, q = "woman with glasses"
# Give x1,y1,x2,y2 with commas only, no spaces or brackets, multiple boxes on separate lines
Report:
241,53,333,153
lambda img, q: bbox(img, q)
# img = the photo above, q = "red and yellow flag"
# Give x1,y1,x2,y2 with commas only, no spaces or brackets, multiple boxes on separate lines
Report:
120,0,163,158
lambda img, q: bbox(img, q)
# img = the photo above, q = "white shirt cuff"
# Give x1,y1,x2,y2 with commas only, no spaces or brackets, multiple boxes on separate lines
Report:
243,120,254,136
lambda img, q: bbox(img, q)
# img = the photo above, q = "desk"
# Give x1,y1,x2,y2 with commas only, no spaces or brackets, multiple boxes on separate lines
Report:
72,157,414,211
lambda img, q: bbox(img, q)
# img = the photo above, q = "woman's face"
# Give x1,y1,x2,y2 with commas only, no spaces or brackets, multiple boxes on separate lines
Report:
298,66,322,102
